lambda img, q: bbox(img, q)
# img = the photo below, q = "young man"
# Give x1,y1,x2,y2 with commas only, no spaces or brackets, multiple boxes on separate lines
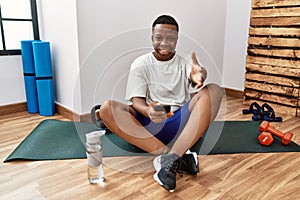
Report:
99,15,223,192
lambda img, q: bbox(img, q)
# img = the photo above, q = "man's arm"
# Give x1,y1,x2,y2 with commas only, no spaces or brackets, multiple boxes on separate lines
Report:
132,97,149,117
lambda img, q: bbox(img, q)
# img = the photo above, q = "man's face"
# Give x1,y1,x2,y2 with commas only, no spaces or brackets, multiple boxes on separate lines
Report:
152,24,178,61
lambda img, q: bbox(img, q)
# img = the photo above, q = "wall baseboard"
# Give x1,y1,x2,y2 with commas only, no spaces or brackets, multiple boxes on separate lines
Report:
55,103,91,122
0,102,91,122
0,102,27,116
225,88,244,98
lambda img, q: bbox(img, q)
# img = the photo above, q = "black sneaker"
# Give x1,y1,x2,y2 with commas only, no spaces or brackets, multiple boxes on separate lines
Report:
180,151,199,175
153,150,199,175
153,153,183,192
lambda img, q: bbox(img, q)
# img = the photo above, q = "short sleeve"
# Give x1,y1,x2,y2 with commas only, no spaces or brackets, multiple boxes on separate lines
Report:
125,60,148,102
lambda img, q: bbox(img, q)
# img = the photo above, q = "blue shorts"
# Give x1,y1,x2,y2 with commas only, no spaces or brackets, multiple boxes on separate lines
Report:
134,101,191,145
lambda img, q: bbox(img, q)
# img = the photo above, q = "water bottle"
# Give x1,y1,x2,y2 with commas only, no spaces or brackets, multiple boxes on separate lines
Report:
85,130,105,184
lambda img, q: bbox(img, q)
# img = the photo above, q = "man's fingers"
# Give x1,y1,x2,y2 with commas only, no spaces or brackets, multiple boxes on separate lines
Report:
191,51,199,65
166,112,174,118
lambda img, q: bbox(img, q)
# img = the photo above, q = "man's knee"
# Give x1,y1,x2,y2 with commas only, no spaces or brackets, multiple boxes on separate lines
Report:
190,83,223,108
99,100,114,120
195,83,223,98
206,83,224,99
100,100,134,120
207,83,223,92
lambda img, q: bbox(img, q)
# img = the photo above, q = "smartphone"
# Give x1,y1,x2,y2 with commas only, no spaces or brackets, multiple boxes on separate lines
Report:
153,105,171,113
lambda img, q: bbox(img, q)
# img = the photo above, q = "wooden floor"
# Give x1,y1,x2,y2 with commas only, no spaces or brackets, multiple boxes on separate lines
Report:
0,95,300,200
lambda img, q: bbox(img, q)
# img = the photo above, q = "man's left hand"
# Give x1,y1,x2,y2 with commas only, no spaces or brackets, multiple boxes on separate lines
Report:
190,51,207,89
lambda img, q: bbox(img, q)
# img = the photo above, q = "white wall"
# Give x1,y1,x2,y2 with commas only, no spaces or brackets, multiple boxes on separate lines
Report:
223,0,252,90
0,56,25,105
76,0,227,113
37,0,82,113
0,0,252,116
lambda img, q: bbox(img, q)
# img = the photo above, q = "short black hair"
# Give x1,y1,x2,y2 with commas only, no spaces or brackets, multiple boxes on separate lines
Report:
152,15,179,32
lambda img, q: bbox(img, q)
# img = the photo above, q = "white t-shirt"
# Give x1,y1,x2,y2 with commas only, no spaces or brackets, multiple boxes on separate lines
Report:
125,52,200,112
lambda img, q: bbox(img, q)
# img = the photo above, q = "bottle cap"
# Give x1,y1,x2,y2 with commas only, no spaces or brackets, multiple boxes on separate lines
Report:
85,130,105,143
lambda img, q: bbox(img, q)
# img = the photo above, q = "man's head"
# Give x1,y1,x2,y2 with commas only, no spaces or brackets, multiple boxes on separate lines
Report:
152,15,179,61
152,15,179,32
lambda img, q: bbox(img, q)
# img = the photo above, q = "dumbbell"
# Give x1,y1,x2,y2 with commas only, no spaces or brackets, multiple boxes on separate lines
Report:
258,121,293,145
258,132,274,146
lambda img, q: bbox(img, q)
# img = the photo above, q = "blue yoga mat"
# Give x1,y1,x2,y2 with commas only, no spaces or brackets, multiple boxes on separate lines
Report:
32,41,53,77
32,41,55,116
36,79,55,116
23,76,38,113
21,40,41,113
21,40,40,74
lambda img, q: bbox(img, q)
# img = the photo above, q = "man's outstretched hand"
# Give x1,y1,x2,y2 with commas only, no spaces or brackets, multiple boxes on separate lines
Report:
190,51,207,89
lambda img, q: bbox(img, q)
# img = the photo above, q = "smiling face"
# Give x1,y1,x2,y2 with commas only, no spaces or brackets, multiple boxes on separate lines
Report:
152,24,178,61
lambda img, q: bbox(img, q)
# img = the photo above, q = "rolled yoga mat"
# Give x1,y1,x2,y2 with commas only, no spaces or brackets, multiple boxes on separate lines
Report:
36,79,55,116
23,76,38,113
32,41,55,116
20,40,40,113
32,41,53,77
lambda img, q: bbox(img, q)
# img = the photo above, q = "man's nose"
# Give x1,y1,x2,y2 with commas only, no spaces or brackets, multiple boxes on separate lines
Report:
160,39,169,46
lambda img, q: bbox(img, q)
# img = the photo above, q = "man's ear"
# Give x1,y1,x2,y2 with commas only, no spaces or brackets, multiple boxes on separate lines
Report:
151,34,153,42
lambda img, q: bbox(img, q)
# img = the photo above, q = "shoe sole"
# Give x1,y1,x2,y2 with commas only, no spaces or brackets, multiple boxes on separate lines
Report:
153,172,174,192
183,151,199,174
186,151,198,165
153,156,161,172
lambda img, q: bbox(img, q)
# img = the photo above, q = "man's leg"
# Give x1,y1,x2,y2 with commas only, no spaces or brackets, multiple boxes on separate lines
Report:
169,83,224,156
153,83,223,192
99,100,169,155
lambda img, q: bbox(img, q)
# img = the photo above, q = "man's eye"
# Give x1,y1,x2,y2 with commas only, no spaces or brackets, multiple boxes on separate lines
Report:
155,36,162,41
168,37,175,42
